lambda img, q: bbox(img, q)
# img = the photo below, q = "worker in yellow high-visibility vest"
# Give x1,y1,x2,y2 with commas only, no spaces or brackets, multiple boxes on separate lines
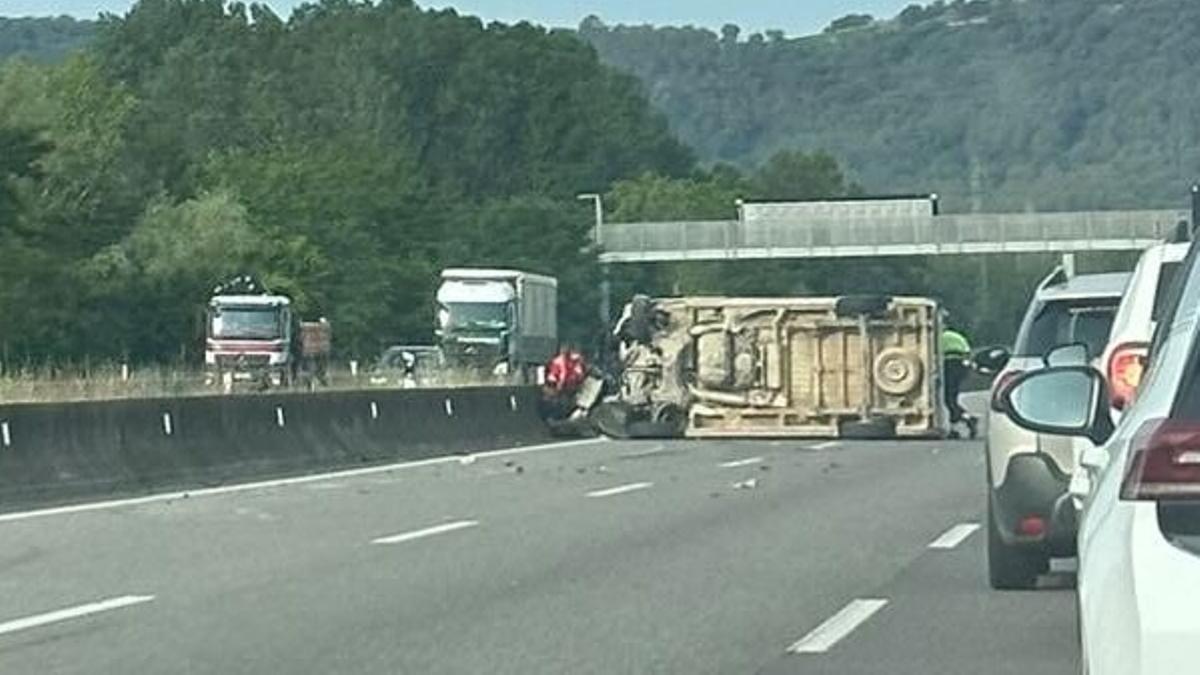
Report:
941,325,978,439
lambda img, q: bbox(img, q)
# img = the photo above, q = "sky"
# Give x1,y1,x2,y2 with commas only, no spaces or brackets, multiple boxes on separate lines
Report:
1,0,915,36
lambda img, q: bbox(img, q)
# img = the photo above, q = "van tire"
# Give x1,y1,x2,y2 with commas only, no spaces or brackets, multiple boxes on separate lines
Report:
626,420,683,439
835,295,892,318
838,416,897,439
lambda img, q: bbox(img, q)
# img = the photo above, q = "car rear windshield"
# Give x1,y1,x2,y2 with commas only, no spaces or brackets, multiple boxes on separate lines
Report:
1014,299,1119,358
1152,261,1183,321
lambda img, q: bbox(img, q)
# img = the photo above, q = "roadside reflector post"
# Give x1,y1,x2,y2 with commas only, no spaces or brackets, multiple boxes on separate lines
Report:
161,412,173,437
1,421,10,448
444,399,454,417
275,406,286,428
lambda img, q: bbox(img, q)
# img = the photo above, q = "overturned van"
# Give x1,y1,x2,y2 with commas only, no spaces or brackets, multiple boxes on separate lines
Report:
594,295,947,439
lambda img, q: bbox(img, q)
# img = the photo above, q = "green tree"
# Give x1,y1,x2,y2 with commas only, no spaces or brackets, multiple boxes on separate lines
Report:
0,127,48,231
750,150,860,200
79,192,271,359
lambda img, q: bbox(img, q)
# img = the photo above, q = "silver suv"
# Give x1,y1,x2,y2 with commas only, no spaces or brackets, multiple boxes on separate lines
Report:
984,267,1130,589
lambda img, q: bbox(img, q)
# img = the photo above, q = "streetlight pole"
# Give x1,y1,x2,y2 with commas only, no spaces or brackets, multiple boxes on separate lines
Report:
576,193,604,245
577,193,610,346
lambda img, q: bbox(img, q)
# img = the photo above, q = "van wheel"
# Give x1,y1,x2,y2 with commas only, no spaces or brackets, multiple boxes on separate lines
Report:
839,416,897,439
652,403,687,436
987,501,1044,590
835,295,891,318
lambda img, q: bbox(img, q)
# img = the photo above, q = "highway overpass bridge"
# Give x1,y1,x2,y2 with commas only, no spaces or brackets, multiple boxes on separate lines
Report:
595,194,1194,264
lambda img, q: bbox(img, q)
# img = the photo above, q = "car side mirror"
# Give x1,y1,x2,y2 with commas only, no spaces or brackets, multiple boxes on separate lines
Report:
1044,342,1089,368
1002,366,1114,446
972,346,1011,374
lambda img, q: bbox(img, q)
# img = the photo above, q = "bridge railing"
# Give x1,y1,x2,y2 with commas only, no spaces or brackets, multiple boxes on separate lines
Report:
598,209,1189,262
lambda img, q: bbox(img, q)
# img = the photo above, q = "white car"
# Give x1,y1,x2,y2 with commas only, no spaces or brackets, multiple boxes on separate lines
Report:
1100,241,1189,412
1001,241,1200,675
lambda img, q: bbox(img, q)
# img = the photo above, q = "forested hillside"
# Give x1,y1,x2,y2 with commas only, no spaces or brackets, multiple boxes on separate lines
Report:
582,0,1200,211
10,1,1200,212
0,17,95,61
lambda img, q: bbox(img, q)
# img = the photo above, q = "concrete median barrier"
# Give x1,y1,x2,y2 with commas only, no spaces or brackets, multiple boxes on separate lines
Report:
0,387,550,511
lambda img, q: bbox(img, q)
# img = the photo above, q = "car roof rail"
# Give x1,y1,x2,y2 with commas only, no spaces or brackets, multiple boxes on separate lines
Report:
1036,265,1069,291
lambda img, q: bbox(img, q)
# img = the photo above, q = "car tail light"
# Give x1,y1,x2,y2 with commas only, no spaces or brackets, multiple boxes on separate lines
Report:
1108,342,1148,410
1121,418,1200,500
990,370,1023,412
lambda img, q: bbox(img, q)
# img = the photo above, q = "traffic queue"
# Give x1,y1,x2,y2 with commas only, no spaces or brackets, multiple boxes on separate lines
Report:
991,231,1199,675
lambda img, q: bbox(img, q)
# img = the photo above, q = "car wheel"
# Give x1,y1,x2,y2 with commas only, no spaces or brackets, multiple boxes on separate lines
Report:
987,500,1044,590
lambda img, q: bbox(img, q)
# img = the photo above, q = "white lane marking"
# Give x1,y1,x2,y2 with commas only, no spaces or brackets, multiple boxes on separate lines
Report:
788,598,888,654
372,519,479,545
719,456,764,468
928,522,981,550
0,438,607,525
0,595,155,638
620,444,667,459
811,441,840,450
587,482,654,498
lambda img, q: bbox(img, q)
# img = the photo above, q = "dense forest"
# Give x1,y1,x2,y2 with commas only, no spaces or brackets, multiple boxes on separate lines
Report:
581,0,1200,211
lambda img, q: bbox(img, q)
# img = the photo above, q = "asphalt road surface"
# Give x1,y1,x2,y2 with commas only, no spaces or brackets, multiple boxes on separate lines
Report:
0,412,1078,673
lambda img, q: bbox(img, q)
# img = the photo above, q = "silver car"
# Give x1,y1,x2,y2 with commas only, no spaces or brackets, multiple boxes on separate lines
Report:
984,267,1130,589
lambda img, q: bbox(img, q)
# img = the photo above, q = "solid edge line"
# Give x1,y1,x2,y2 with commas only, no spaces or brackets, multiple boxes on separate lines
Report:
0,438,607,525
787,598,888,654
586,482,654,498
928,523,981,550
0,595,155,637
372,519,480,545
719,457,764,468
